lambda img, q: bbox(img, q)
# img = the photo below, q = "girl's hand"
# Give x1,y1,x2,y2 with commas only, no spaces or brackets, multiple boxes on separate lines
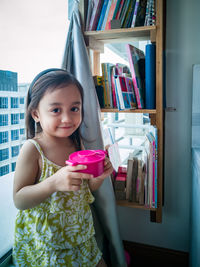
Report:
88,157,113,191
100,156,114,179
52,165,93,192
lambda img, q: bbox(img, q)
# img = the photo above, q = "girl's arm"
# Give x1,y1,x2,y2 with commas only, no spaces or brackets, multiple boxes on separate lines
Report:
88,157,113,191
13,141,93,210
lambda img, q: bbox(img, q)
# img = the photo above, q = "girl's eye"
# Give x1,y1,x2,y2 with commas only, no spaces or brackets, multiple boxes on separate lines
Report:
71,107,79,112
52,108,60,113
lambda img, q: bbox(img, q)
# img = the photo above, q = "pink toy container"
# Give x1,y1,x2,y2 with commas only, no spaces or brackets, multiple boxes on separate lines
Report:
65,150,107,177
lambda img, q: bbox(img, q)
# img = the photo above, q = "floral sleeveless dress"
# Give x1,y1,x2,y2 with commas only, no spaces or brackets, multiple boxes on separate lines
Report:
12,139,102,267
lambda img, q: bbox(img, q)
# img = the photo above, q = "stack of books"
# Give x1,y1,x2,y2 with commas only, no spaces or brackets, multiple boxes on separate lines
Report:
93,43,156,110
85,0,156,31
125,126,157,208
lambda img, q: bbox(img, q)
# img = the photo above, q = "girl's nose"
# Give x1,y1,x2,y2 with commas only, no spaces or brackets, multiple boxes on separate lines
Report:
61,113,71,123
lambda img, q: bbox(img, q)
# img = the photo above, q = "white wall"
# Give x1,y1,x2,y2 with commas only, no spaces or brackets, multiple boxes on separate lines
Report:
117,0,200,252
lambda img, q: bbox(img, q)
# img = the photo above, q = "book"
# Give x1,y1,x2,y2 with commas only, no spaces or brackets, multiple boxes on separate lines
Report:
106,63,115,108
122,0,136,28
108,142,122,172
101,63,114,107
145,43,156,109
101,0,113,30
88,0,104,31
105,0,118,30
101,63,109,108
126,153,136,201
119,76,131,109
114,75,125,110
110,66,118,108
96,0,109,31
136,158,145,204
85,0,93,31
119,0,131,27
93,75,105,108
131,0,140,27
124,77,137,109
112,0,125,20
126,44,145,109
144,0,156,26
135,0,148,27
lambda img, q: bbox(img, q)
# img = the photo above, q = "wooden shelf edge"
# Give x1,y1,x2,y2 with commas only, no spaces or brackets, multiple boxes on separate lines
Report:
101,108,156,114
84,26,156,36
84,26,156,43
117,200,157,211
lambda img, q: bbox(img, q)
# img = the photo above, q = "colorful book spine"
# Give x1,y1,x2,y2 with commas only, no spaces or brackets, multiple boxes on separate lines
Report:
131,0,140,27
124,77,137,109
119,0,131,27
101,0,112,30
111,67,117,108
135,0,148,27
105,0,118,30
101,63,109,107
145,43,156,109
122,0,136,28
125,44,145,109
88,0,103,31
96,0,109,31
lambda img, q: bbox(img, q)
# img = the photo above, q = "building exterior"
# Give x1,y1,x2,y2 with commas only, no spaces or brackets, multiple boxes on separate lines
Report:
0,70,29,177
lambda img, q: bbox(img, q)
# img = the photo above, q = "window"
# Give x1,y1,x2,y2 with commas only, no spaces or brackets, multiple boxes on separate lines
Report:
0,97,8,108
11,97,19,108
0,0,69,259
0,114,8,126
20,128,25,135
20,113,24,120
0,131,9,144
11,130,19,141
0,148,9,161
0,165,9,176
20,97,24,104
11,162,16,172
11,114,19,125
11,146,20,158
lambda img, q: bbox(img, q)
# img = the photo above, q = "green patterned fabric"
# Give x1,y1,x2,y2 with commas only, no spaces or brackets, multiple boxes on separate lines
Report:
12,139,102,266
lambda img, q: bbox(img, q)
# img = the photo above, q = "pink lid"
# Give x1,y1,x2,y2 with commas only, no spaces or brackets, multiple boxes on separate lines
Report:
68,150,106,165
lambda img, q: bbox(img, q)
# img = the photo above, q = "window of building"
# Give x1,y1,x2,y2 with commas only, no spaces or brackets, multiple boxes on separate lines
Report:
0,165,9,176
0,114,8,126
11,97,19,108
11,162,16,172
0,148,9,161
20,128,25,135
19,97,24,104
0,131,9,144
20,113,24,120
11,130,19,141
11,146,20,158
11,114,19,125
0,97,8,108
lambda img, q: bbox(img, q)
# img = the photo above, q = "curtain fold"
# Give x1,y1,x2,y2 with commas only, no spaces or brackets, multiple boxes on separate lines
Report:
62,2,126,267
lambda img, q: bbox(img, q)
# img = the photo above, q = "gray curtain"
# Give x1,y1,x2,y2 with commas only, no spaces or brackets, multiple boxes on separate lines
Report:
62,2,126,267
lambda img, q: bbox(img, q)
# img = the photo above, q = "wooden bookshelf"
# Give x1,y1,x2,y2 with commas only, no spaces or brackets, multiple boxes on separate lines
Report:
79,0,164,223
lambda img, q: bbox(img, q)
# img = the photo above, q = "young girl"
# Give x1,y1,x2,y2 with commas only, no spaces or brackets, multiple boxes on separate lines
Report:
12,68,113,267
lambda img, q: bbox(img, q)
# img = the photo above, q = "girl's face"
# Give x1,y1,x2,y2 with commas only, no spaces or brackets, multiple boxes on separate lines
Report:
32,84,82,139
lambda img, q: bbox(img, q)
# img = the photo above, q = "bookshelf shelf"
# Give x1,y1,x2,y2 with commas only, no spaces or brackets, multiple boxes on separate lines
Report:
79,0,164,223
84,26,156,43
117,200,156,211
101,109,156,114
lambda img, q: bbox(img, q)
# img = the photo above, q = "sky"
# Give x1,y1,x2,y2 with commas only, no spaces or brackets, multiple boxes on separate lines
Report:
0,0,69,83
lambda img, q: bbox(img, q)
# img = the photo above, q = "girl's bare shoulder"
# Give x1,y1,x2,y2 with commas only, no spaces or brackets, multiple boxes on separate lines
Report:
17,139,40,163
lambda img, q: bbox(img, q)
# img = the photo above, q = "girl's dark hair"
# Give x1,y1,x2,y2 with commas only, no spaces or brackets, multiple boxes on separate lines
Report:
26,69,84,150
